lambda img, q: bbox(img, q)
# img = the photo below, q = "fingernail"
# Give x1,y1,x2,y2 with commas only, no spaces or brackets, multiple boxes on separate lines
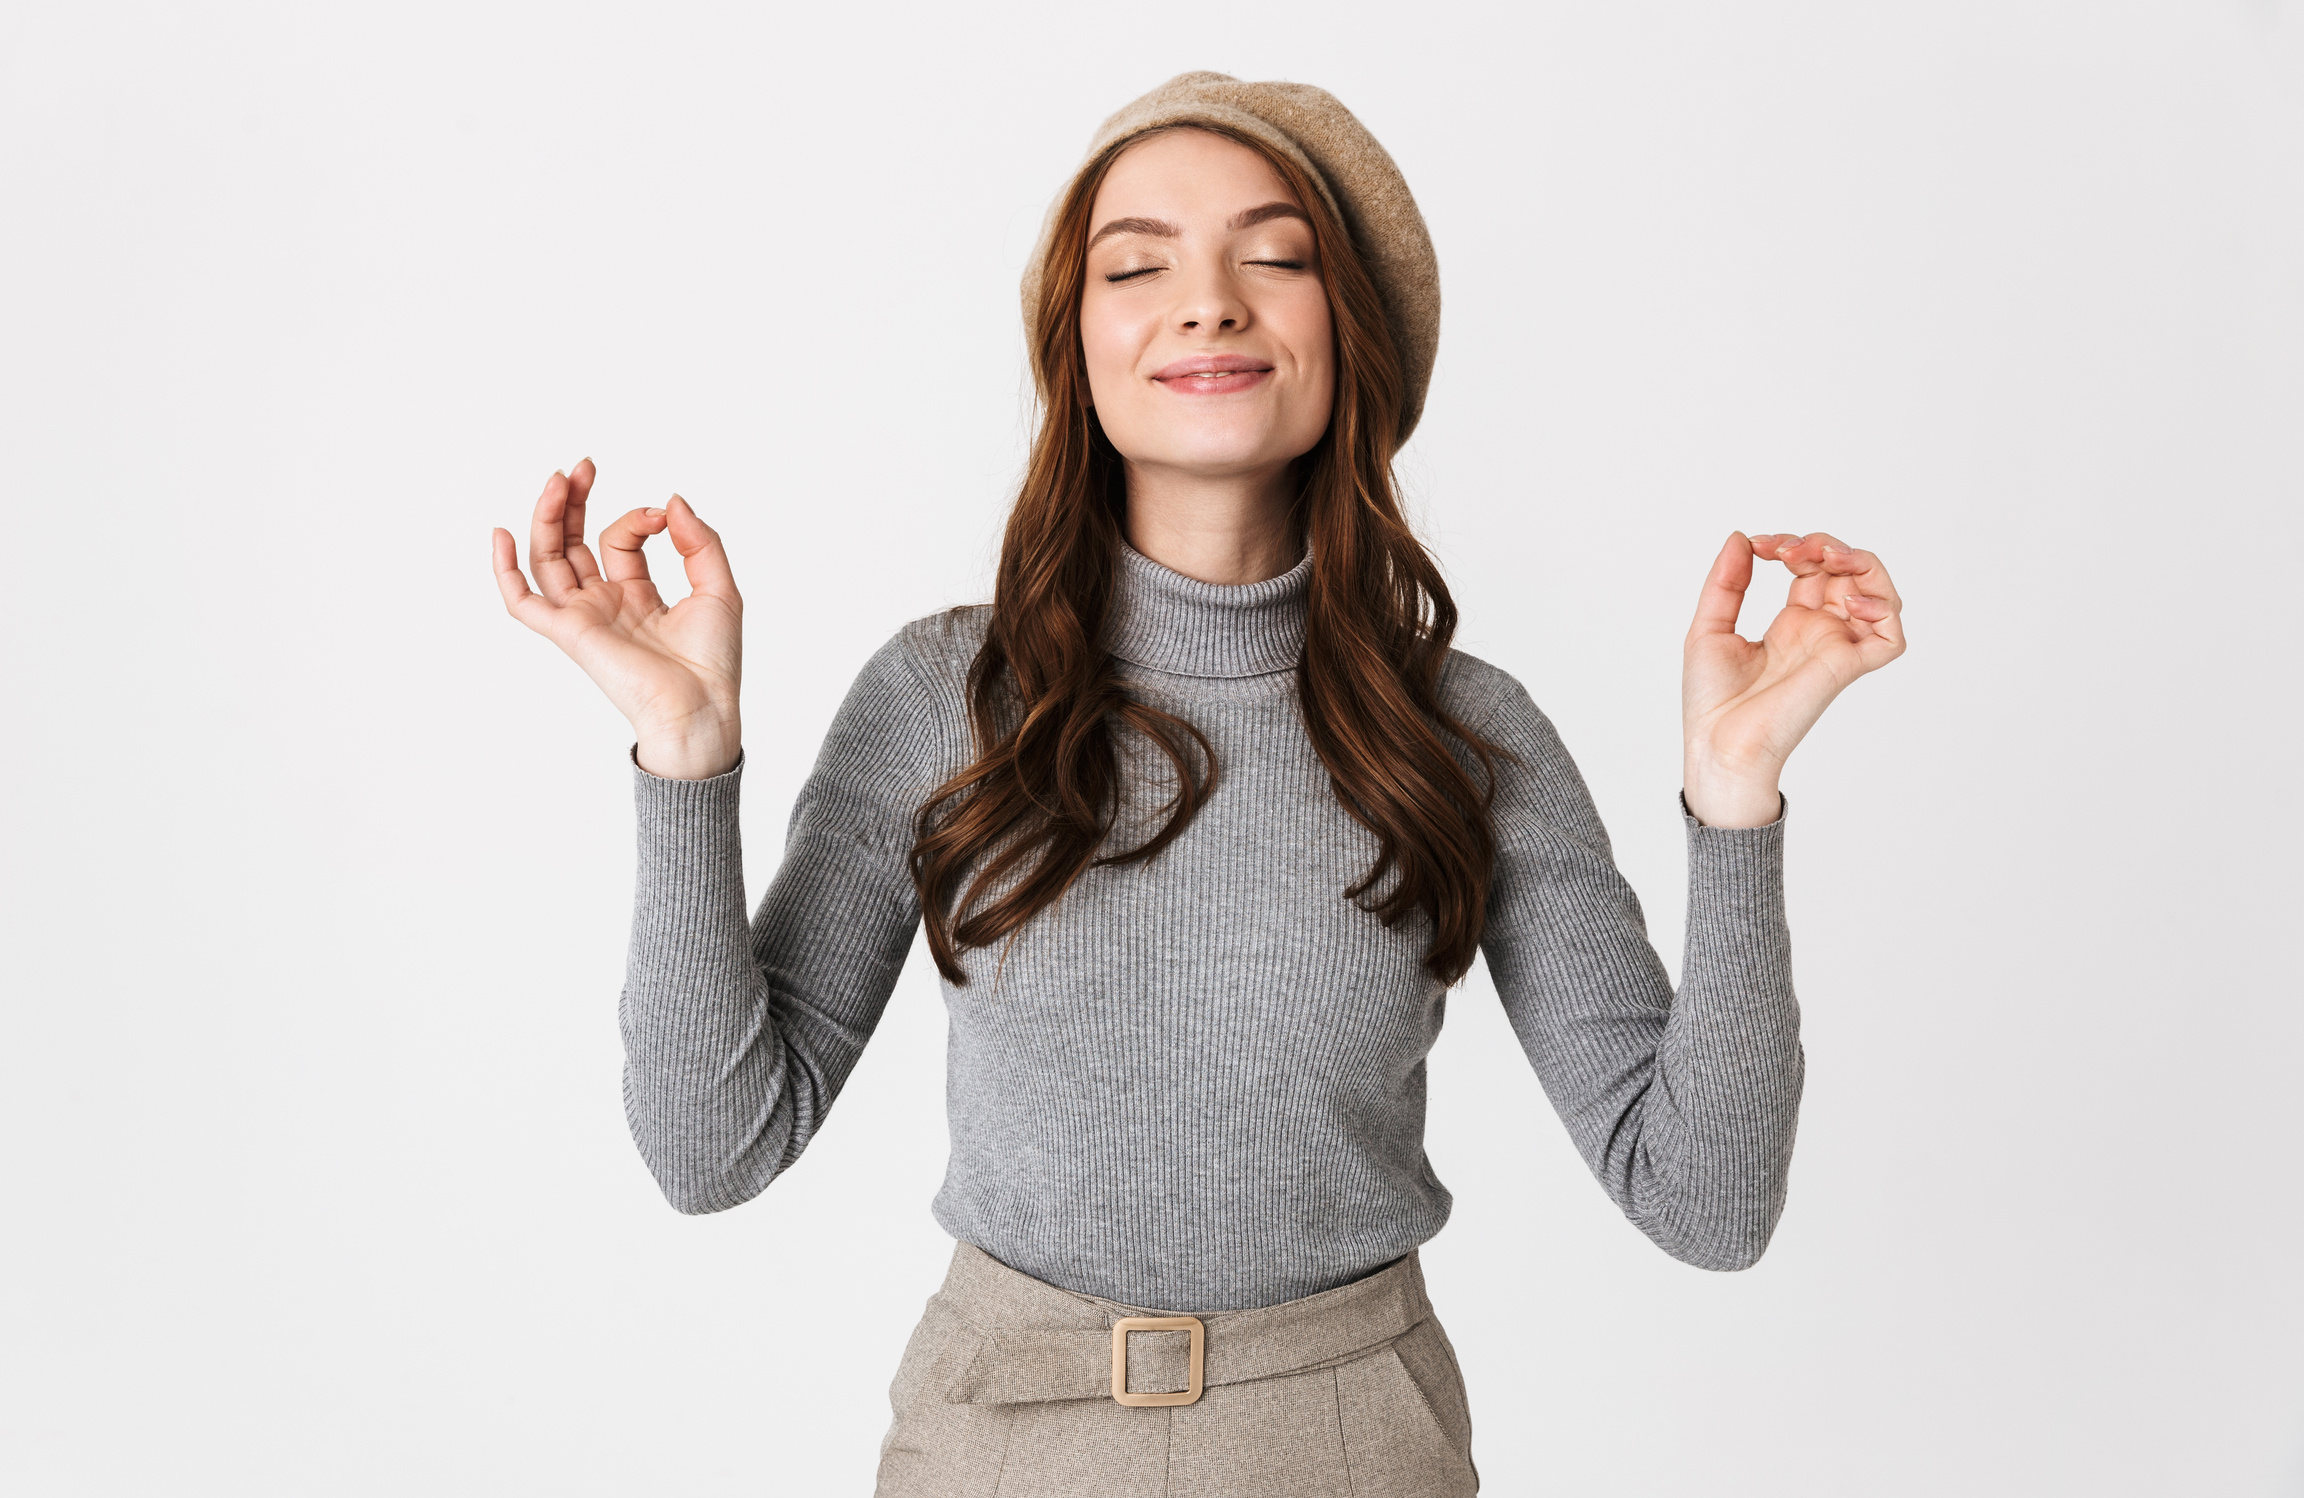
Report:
646,507,666,517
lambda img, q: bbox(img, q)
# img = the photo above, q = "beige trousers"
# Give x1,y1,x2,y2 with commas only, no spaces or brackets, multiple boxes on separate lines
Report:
874,1241,1479,1497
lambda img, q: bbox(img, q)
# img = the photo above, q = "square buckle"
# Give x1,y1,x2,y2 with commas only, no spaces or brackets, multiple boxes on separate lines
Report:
1110,1315,1205,1407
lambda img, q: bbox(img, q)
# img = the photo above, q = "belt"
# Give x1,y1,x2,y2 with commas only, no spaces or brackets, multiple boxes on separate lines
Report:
931,1242,1434,1409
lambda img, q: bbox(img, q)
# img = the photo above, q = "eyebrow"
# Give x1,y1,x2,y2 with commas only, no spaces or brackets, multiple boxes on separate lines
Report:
1228,201,1308,231
1086,201,1310,249
1087,215,1179,248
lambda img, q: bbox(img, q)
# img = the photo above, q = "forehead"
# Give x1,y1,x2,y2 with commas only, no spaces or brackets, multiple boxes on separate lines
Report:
1090,129,1301,223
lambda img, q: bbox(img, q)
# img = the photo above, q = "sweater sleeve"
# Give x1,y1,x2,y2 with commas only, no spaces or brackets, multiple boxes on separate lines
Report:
618,632,941,1214
1472,674,1803,1270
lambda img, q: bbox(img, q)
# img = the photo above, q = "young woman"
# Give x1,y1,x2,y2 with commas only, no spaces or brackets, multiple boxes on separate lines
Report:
491,72,1904,1498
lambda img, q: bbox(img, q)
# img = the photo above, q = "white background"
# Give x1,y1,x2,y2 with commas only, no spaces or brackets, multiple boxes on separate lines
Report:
4,2,2300,1493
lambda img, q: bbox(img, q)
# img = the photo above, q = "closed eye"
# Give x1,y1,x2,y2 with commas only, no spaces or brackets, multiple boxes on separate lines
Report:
1105,267,1162,283
1249,259,1308,270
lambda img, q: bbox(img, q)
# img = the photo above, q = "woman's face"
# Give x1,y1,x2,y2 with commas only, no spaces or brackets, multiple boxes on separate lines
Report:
1079,129,1336,487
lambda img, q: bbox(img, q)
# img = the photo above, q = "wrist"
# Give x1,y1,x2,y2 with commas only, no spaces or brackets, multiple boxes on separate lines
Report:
1682,753,1783,829
635,714,742,781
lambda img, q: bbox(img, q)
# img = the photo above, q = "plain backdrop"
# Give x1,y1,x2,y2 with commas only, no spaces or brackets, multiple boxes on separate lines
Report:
4,2,2300,1493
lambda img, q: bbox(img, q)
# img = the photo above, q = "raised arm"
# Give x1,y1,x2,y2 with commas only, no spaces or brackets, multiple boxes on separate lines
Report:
619,635,937,1213
1476,683,1801,1270
1477,527,1904,1267
492,462,938,1212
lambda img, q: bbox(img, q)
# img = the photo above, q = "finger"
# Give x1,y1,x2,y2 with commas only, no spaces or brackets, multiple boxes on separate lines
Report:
1775,532,1845,577
1747,533,1800,562
527,470,582,602
562,457,603,587
1813,539,1902,613
664,494,741,606
599,506,670,605
1818,541,1876,577
1777,532,1904,619
492,526,558,633
1844,593,1895,624
1688,531,1755,638
1847,547,1902,612
1844,591,1907,665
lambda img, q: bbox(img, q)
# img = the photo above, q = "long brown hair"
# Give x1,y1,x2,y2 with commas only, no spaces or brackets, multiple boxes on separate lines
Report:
910,123,1504,986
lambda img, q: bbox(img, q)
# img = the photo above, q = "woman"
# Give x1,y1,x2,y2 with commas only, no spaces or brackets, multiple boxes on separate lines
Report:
490,72,1904,1497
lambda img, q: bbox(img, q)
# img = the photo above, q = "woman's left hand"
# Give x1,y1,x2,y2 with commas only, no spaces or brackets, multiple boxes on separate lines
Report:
1681,531,1907,827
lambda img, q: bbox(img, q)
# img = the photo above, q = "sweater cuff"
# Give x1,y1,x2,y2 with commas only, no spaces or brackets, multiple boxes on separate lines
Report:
631,743,746,838
629,745,748,924
1680,790,1788,934
1678,789,1785,831
629,743,746,786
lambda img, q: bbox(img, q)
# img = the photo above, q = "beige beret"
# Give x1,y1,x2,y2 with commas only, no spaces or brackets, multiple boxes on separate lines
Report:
1022,70,1441,446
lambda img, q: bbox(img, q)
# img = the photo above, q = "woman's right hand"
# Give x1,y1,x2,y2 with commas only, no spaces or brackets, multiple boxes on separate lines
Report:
492,459,744,780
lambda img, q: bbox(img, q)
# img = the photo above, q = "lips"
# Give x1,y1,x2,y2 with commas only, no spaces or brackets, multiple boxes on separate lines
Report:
1152,354,1276,395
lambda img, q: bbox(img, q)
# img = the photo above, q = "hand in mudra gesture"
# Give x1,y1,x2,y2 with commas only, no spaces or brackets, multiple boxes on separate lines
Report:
1682,531,1906,827
491,460,745,781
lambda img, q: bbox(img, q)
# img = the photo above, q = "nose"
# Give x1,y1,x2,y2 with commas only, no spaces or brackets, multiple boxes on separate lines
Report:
1173,259,1249,336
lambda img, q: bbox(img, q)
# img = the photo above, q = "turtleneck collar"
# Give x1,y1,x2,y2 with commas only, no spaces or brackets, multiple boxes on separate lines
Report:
1105,539,1310,679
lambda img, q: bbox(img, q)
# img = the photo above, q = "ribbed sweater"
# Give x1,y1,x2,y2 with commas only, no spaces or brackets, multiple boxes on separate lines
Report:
620,542,1803,1311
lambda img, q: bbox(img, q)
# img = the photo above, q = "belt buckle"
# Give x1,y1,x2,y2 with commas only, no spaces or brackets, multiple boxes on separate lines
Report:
1110,1315,1205,1407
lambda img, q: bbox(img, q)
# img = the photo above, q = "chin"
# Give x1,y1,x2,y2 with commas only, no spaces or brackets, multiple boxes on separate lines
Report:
1125,422,1318,477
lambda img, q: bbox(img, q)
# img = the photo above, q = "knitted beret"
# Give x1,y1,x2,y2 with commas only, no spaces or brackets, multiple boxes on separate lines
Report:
1022,71,1442,446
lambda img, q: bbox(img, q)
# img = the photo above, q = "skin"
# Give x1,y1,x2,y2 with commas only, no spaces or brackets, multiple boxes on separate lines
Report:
1077,128,1331,587
490,127,1906,825
492,470,741,781
1684,529,1904,826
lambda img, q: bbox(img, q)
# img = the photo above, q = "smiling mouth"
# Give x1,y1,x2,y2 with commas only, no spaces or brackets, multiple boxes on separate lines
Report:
1152,358,1275,393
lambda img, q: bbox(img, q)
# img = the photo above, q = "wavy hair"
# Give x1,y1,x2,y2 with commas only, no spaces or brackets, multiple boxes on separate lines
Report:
910,123,1504,986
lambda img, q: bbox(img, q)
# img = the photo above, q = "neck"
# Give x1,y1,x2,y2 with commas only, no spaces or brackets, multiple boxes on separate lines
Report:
1122,459,1302,586
1108,534,1311,679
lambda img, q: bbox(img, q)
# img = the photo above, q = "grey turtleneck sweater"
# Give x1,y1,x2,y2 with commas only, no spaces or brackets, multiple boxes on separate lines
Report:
620,544,1801,1311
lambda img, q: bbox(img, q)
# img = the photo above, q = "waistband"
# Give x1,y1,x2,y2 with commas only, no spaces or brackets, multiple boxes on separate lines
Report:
927,1241,1435,1407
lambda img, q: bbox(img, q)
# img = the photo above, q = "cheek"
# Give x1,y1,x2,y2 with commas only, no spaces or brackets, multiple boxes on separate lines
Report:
1279,293,1337,416
1078,294,1144,409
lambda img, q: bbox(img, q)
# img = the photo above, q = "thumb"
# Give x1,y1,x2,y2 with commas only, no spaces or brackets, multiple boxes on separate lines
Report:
1688,532,1755,639
664,494,741,605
